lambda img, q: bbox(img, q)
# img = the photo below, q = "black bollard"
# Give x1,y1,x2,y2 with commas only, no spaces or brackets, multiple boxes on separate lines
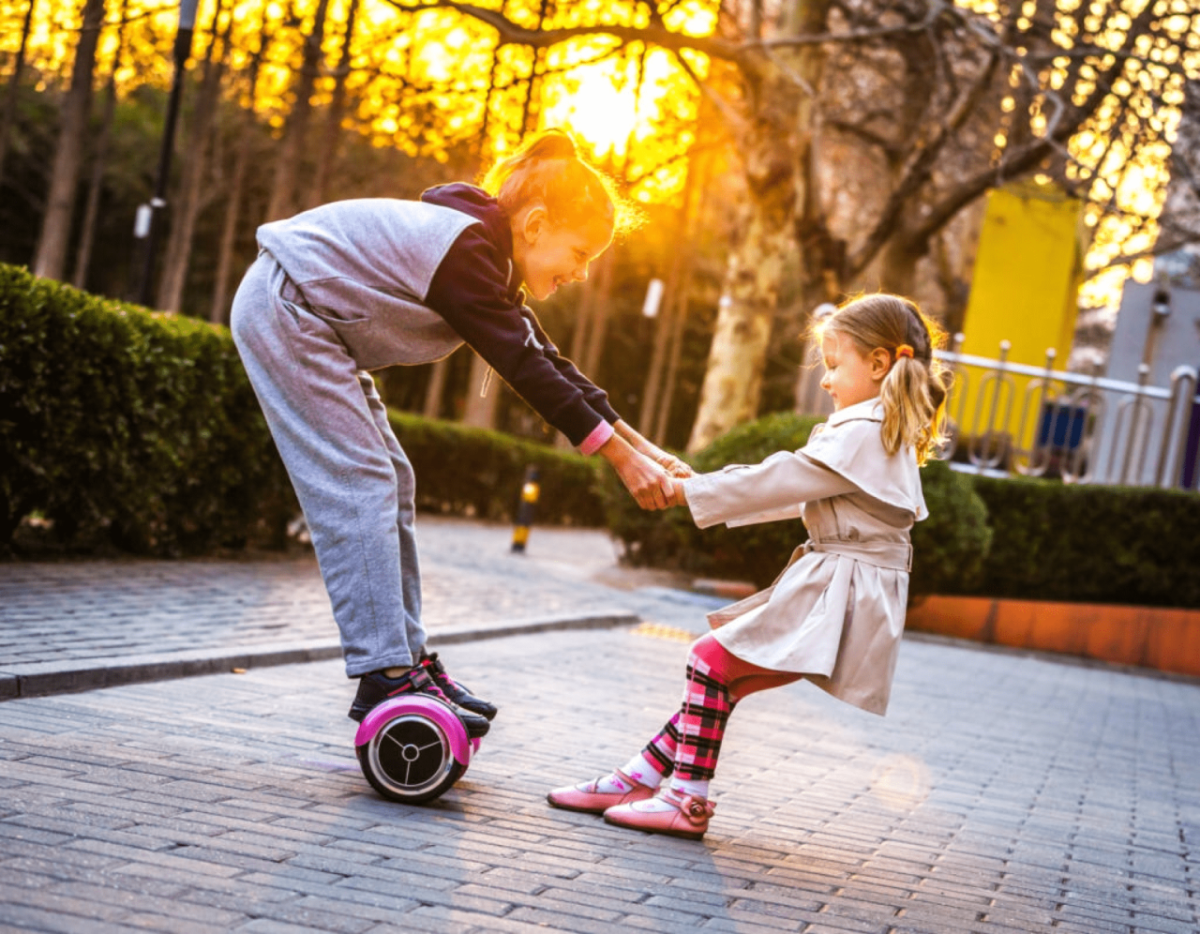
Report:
511,465,541,553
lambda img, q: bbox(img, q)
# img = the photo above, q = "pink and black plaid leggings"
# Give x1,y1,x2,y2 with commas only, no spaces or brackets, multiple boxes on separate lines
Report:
642,633,802,782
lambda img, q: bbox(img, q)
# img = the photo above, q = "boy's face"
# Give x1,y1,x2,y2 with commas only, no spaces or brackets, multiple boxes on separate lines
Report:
513,206,612,301
819,330,890,410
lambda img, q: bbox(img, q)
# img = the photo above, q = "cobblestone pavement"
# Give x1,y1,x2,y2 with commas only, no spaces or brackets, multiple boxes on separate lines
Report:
1,625,1198,933
2,518,1198,932
0,518,716,699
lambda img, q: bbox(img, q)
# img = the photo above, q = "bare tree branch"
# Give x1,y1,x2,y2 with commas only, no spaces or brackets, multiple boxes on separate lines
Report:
382,0,744,61
845,42,1002,276
905,0,1163,251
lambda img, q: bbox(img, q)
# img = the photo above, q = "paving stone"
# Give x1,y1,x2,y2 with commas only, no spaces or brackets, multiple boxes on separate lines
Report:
1,520,1198,932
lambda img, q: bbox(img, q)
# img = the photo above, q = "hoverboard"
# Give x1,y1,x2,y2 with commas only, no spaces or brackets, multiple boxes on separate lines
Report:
354,694,480,804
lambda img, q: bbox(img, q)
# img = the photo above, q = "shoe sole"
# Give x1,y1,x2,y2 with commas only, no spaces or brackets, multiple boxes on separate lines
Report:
546,794,612,814
603,813,707,840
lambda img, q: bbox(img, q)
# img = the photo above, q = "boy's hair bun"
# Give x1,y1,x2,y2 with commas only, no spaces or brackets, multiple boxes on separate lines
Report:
523,127,578,161
481,128,643,237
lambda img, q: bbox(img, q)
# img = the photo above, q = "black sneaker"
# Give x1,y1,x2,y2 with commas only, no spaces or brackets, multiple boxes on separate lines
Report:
348,667,491,739
420,651,498,721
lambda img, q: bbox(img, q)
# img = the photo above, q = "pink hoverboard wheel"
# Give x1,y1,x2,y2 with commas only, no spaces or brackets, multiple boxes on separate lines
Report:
354,695,475,804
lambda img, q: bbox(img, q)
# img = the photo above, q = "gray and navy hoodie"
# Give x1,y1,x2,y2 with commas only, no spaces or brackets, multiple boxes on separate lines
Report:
255,183,620,453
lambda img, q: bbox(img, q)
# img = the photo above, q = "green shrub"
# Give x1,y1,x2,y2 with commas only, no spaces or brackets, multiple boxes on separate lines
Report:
0,264,295,554
960,475,1200,608
909,459,992,598
0,263,607,556
604,411,993,597
387,411,606,526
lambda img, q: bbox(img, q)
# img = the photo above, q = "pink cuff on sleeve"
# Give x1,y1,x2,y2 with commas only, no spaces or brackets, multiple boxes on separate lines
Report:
578,420,615,456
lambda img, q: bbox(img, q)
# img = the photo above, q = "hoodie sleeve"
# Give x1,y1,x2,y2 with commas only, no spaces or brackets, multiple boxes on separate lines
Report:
423,226,618,447
520,307,622,425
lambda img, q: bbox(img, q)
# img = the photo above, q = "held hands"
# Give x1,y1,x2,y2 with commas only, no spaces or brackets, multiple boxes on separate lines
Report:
653,451,693,479
621,456,689,512
600,423,692,511
600,438,689,511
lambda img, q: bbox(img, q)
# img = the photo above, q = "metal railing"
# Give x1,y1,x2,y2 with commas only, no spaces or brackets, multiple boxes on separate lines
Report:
934,335,1200,489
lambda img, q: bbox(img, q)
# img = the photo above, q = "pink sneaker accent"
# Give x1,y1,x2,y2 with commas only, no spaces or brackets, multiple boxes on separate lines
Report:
547,769,655,814
603,787,715,840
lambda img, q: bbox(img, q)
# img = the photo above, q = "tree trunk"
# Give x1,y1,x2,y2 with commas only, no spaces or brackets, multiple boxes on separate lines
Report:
653,259,693,446
210,13,272,324
461,351,501,429
582,251,614,378
878,236,923,297
0,0,37,192
639,251,683,437
32,0,106,281
311,0,359,206
267,0,332,221
686,204,792,452
556,262,601,450
157,0,230,313
72,0,127,290
422,357,451,417
423,360,450,419
686,86,805,449
686,0,829,451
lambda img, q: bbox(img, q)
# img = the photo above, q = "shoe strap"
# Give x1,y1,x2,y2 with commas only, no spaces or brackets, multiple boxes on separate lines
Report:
660,788,715,823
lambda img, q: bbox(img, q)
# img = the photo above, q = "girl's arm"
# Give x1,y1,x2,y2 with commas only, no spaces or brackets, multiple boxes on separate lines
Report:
674,451,859,528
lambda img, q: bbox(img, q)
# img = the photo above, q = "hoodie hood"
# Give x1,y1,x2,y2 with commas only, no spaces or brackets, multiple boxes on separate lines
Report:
420,183,513,263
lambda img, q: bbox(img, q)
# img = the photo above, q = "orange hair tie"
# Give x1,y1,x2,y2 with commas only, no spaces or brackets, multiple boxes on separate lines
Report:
895,344,914,359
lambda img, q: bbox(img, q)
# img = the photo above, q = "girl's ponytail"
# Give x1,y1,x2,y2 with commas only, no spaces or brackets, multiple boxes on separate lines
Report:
878,347,948,465
820,294,950,464
480,128,641,235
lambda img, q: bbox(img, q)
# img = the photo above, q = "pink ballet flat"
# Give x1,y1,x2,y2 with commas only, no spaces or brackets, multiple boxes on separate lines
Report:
603,787,715,840
547,769,655,814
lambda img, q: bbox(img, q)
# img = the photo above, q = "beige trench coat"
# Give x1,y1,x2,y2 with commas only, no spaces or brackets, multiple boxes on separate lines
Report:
682,399,927,716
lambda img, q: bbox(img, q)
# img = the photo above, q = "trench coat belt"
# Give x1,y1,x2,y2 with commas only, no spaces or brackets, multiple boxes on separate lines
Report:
800,538,913,572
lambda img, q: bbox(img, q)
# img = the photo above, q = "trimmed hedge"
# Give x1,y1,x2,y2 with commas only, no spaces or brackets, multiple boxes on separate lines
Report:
0,263,604,556
0,264,294,555
602,412,995,600
8,262,1198,610
952,475,1200,609
387,411,606,527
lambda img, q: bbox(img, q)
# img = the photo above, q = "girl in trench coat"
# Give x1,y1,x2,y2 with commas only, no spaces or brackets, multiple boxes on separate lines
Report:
549,293,950,839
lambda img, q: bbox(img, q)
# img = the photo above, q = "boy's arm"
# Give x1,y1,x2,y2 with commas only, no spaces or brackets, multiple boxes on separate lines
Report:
613,420,693,478
597,433,674,510
424,228,610,448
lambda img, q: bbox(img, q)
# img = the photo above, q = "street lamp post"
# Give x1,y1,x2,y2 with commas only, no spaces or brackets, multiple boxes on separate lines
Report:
132,0,199,308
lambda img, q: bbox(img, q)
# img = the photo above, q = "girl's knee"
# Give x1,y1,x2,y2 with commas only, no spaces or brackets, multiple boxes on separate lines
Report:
689,632,730,667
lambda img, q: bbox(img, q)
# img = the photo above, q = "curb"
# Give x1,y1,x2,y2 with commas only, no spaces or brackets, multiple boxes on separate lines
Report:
0,609,640,701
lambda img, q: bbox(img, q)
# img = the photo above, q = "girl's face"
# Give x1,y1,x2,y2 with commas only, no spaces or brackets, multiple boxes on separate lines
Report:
512,205,613,301
819,329,890,410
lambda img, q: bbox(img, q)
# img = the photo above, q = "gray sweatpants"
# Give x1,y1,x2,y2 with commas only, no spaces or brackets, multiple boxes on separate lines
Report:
230,252,425,677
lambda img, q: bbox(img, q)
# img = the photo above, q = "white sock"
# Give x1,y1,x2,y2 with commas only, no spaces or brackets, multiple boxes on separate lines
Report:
619,753,666,789
591,771,633,794
627,775,712,814
669,776,710,799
